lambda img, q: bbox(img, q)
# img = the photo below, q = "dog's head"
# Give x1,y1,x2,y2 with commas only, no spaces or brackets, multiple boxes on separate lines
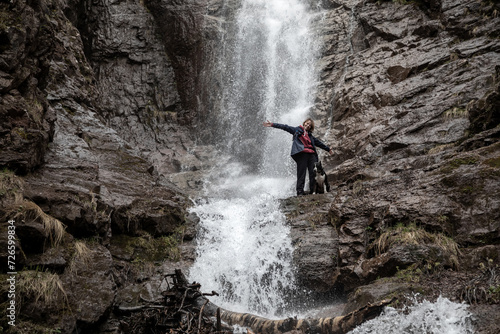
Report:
313,161,324,174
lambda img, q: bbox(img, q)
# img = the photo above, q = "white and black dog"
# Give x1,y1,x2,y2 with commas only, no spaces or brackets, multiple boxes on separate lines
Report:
312,161,330,194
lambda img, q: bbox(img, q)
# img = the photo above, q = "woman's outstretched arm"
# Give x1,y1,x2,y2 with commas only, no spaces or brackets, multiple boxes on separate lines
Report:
313,136,334,155
263,121,297,135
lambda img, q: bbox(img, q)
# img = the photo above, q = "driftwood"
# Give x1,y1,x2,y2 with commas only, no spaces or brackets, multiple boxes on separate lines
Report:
117,269,394,334
192,289,394,334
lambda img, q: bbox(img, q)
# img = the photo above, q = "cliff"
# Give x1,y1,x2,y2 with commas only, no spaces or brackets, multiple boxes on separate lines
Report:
288,0,499,332
0,0,499,333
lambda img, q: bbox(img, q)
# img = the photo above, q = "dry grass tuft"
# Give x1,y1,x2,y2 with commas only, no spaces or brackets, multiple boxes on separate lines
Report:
74,240,93,263
374,223,461,268
14,200,66,247
17,270,68,308
0,168,23,206
68,240,93,274
443,106,469,119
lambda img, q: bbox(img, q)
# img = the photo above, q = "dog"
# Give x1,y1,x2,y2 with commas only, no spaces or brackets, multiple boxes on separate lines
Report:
312,161,330,194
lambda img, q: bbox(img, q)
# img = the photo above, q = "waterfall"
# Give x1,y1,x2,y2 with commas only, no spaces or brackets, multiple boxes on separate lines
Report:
189,0,320,317
211,0,321,175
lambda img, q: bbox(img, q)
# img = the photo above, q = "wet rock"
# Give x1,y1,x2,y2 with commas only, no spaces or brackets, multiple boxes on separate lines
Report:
317,0,500,167
0,0,195,315
111,195,187,237
0,5,202,331
469,304,500,334
354,244,456,285
310,0,500,299
468,66,500,135
144,0,206,115
461,245,500,270
328,138,499,292
283,193,340,293
14,218,47,254
61,243,116,330
24,247,68,272
115,275,169,309
342,281,411,315
0,1,56,174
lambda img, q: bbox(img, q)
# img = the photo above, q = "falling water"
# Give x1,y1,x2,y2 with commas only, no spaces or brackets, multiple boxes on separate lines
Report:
211,0,321,175
189,0,321,317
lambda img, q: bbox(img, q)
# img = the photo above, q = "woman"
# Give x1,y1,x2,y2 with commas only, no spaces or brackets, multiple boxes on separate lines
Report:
263,118,333,196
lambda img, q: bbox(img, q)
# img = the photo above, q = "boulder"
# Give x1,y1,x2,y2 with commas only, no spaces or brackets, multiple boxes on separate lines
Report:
342,281,411,315
61,243,116,330
283,194,340,294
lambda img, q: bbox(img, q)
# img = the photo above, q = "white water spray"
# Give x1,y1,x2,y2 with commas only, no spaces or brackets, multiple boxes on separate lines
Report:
189,0,320,317
348,296,475,334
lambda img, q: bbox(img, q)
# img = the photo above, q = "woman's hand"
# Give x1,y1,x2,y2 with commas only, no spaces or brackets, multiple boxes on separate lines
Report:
329,149,334,155
263,120,273,127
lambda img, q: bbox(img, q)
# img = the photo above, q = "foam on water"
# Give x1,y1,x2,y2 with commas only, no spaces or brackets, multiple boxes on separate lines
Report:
189,163,297,316
348,296,475,334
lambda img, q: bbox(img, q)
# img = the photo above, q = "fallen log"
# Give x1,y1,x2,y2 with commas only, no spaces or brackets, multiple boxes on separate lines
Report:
116,269,394,334
179,270,394,334
193,294,393,334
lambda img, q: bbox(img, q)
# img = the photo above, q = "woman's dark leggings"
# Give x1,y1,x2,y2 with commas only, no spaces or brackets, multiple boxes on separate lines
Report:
293,152,317,195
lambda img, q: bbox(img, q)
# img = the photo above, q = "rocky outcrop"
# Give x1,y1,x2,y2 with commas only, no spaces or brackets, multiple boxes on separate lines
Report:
282,194,340,295
143,0,205,117
0,0,57,174
309,0,500,291
60,243,116,330
280,0,500,332
1,0,202,332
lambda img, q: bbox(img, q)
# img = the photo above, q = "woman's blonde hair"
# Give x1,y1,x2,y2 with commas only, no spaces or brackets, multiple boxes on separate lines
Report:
303,118,315,132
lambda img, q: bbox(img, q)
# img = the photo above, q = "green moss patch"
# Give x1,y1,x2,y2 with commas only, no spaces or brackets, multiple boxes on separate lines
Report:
483,156,500,168
440,156,479,173
110,229,184,263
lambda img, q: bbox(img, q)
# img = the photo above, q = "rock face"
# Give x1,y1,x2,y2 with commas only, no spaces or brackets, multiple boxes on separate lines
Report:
60,243,116,330
285,0,500,331
0,0,499,333
0,0,57,174
0,0,205,332
282,194,340,294
310,0,500,292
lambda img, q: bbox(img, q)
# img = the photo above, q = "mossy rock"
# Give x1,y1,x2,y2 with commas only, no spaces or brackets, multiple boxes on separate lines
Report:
109,232,182,263
343,280,424,315
440,156,479,174
483,156,500,169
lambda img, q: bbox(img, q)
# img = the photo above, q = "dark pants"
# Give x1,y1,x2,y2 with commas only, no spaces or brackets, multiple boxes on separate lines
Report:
292,152,317,195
